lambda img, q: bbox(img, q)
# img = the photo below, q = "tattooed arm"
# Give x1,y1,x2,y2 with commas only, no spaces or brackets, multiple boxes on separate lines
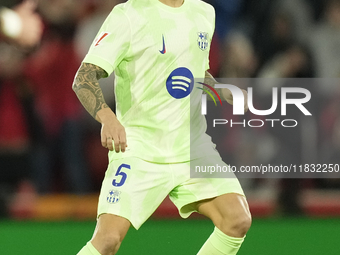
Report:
72,63,127,152
72,63,108,121
204,71,248,111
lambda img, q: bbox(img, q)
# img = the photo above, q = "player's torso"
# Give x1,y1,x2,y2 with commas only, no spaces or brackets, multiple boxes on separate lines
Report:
115,0,214,122
111,0,215,162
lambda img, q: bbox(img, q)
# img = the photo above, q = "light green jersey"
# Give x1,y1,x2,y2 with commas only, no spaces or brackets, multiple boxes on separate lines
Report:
83,0,220,163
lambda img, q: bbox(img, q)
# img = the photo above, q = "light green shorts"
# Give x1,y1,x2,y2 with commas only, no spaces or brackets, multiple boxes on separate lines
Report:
97,156,244,229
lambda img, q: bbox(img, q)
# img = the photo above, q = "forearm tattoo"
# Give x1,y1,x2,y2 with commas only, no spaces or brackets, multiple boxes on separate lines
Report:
72,63,108,119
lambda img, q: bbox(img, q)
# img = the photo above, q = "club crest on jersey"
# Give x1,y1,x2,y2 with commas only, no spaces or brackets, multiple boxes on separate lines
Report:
197,32,209,51
107,190,121,204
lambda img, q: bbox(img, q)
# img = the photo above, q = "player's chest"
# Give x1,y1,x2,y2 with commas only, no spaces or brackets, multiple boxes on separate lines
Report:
129,14,212,61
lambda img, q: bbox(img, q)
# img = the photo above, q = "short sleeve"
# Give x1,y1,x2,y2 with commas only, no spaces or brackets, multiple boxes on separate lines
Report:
82,6,131,77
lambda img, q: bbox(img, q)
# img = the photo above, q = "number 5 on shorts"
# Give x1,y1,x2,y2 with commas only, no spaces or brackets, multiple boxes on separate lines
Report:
112,164,130,187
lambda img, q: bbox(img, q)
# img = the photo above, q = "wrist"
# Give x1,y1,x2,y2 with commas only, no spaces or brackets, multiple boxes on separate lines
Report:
96,107,116,123
0,7,22,39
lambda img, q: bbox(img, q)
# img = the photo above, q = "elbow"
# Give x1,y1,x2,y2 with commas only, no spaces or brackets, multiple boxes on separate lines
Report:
72,77,78,92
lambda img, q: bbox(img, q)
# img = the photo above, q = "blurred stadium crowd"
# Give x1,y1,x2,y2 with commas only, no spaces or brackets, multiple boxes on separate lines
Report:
0,0,340,218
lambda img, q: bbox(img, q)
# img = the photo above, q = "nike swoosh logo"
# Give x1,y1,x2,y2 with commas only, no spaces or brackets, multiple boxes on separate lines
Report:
159,35,166,54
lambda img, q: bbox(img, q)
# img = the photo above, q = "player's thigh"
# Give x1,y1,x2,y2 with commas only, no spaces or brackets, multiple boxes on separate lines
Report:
196,192,250,223
98,157,173,229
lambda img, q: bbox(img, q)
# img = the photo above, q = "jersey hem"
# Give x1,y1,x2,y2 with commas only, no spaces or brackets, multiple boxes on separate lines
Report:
108,150,221,164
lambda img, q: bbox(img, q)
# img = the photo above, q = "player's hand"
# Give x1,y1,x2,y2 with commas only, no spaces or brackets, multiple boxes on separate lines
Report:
222,88,248,113
242,89,249,112
13,0,43,47
97,108,127,153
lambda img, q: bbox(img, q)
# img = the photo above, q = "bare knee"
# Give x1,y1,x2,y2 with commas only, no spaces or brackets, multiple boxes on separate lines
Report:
219,210,252,238
92,232,123,255
197,194,252,238
91,214,130,255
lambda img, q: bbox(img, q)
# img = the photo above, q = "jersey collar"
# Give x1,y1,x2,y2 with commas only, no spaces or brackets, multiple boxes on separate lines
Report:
153,0,188,13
